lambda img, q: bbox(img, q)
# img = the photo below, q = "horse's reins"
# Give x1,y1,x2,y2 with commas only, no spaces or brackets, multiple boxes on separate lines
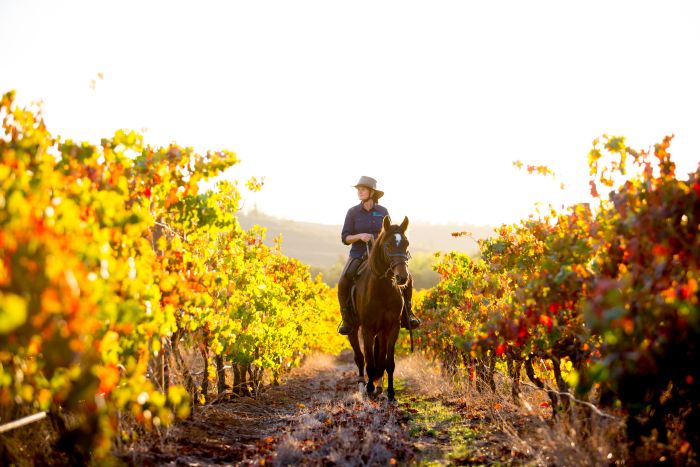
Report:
384,246,411,281
367,237,411,279
387,249,411,267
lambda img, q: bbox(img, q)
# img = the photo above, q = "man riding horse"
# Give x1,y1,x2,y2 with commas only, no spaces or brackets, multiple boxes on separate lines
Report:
337,176,420,335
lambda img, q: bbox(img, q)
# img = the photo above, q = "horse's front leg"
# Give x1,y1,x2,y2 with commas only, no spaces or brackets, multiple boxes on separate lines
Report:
374,334,388,394
361,327,376,395
386,324,400,401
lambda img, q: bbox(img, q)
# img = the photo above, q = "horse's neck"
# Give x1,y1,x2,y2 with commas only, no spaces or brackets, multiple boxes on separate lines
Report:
369,247,387,278
368,249,400,292
364,271,392,301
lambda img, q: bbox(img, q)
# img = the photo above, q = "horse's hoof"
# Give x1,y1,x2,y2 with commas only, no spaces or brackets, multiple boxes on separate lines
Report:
387,391,396,402
375,386,383,395
358,381,366,394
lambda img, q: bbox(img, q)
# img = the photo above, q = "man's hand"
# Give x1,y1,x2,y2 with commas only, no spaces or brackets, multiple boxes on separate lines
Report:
345,233,374,244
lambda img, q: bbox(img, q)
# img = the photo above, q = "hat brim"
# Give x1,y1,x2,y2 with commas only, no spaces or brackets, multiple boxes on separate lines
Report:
353,184,384,199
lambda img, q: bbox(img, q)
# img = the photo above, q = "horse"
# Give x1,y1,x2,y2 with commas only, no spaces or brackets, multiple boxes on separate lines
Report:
347,215,411,401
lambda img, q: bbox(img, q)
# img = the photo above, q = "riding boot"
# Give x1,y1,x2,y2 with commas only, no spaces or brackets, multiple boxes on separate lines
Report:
338,306,354,335
337,257,360,335
401,300,421,330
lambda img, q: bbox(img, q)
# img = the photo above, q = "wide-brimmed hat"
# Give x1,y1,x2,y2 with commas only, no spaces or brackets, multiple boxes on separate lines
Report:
353,176,384,200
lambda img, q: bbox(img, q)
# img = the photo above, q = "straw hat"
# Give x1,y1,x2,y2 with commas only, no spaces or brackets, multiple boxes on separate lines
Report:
353,176,384,200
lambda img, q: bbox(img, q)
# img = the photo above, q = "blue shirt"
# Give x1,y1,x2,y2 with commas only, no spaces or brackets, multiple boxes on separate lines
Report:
341,203,390,258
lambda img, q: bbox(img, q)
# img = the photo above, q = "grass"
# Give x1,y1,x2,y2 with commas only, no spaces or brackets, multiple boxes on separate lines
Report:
397,379,478,465
393,359,510,466
395,353,630,466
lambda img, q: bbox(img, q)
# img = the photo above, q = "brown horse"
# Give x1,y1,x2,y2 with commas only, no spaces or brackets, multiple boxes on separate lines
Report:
348,215,411,401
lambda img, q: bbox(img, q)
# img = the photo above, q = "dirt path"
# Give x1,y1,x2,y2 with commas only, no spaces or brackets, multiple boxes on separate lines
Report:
121,352,539,466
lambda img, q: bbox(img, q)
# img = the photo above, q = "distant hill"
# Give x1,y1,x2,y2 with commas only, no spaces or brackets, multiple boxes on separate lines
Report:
237,210,494,269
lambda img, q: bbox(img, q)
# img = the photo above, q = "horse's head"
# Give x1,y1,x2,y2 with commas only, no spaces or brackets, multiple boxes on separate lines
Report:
379,215,411,287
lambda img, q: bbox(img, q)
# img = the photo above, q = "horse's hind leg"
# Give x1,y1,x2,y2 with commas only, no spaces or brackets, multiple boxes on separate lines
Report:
348,328,364,379
386,326,400,401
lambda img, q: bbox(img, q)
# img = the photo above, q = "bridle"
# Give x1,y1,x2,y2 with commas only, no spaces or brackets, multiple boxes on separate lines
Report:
385,244,411,272
369,236,411,279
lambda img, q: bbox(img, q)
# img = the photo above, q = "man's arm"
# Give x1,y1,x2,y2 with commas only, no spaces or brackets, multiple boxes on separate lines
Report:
341,209,353,245
345,233,373,244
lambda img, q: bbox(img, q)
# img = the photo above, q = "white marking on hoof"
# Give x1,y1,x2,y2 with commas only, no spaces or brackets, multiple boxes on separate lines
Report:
358,381,366,394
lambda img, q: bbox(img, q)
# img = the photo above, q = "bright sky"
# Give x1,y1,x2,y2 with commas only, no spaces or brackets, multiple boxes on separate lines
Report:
1,1,698,227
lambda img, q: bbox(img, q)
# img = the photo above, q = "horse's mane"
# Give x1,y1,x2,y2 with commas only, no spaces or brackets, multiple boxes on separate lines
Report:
369,226,390,277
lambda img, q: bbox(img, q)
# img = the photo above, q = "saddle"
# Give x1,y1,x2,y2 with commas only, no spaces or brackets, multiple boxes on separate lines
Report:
352,258,369,281
347,255,369,318
344,251,369,282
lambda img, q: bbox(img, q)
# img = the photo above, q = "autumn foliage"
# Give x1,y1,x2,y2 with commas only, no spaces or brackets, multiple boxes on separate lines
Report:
0,91,344,460
416,135,699,461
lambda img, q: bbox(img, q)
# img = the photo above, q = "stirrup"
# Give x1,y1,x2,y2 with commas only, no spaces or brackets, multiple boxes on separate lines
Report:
401,309,421,330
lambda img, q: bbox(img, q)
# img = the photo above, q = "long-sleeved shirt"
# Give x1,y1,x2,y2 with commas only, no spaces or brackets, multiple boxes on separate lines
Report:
341,202,390,258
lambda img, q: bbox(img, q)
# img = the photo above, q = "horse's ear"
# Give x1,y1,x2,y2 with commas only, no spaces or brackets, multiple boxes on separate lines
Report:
400,216,409,233
383,215,392,232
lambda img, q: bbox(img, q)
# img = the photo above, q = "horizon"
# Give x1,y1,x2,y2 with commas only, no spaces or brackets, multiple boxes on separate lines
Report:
2,1,698,226
241,205,498,229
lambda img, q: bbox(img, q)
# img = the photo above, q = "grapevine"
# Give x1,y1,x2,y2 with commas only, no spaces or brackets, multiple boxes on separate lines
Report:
0,91,345,461
416,134,699,460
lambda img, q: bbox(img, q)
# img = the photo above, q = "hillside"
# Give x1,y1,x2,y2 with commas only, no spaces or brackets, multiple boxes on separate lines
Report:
237,210,494,287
